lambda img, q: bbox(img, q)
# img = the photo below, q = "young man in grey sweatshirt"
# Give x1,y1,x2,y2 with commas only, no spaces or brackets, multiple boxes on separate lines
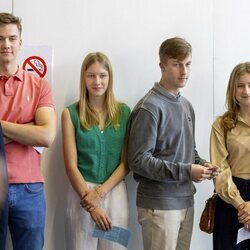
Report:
127,37,218,250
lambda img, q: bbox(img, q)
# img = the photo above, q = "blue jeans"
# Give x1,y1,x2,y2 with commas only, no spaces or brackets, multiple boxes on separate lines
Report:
213,177,250,250
0,183,45,250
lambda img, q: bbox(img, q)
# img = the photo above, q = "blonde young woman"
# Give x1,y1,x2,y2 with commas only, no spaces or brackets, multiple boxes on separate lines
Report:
61,52,130,250
210,62,250,249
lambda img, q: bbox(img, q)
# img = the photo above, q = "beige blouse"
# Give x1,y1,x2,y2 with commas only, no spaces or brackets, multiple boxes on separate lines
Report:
210,116,250,208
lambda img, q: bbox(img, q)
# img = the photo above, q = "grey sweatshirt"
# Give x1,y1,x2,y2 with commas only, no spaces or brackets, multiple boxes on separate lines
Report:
127,82,206,210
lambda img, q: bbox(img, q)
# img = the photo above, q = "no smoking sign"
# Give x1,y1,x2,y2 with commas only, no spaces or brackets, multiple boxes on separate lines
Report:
22,56,47,78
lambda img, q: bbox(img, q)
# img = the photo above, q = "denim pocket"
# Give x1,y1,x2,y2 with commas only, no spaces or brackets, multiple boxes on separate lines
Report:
25,183,44,193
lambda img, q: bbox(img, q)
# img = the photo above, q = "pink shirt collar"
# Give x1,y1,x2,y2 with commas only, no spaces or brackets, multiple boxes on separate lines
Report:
0,66,23,82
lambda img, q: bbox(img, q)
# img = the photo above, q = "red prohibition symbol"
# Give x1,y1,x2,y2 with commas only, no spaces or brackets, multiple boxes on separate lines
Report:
22,56,47,78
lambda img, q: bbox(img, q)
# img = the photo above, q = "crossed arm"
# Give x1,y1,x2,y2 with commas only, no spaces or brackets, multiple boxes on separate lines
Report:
1,106,56,147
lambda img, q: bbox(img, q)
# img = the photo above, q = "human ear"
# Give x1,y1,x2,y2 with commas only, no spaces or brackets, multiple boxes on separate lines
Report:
159,62,165,70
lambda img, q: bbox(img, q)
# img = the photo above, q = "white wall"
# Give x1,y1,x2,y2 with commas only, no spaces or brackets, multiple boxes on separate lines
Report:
2,0,249,249
1,2,12,13
213,0,250,117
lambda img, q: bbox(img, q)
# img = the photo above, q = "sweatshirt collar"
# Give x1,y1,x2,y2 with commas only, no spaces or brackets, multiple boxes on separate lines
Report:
154,82,181,101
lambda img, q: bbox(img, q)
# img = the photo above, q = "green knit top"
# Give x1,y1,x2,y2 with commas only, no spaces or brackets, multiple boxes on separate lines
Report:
67,103,130,184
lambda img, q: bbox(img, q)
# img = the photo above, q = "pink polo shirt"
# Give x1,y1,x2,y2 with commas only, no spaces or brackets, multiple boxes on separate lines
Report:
0,67,54,183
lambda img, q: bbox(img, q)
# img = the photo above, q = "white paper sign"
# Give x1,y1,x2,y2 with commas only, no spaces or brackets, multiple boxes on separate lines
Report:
237,227,250,244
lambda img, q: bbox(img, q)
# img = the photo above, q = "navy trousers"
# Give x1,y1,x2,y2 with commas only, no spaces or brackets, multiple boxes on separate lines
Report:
213,177,250,250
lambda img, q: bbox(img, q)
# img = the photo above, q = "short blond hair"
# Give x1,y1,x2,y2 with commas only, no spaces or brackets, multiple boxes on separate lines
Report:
159,37,192,63
0,12,22,36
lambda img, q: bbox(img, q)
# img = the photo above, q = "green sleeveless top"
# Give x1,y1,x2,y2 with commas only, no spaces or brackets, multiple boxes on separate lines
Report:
67,103,130,184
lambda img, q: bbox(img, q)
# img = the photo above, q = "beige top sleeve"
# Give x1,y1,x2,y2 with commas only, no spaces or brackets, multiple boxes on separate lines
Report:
210,117,244,209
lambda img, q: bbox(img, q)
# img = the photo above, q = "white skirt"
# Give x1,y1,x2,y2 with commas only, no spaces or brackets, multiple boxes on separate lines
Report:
65,181,129,250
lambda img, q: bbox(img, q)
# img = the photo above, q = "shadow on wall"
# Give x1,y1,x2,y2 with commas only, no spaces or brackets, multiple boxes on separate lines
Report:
43,127,69,250
125,172,143,250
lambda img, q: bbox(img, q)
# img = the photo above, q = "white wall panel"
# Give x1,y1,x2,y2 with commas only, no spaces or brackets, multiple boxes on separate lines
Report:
7,1,214,249
0,1,12,13
213,0,250,117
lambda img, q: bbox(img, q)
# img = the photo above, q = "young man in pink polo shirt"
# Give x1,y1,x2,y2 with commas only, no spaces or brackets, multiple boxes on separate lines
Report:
0,13,56,250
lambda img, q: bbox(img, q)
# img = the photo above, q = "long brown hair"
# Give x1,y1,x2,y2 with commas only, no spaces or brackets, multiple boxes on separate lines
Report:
78,52,121,130
221,62,250,131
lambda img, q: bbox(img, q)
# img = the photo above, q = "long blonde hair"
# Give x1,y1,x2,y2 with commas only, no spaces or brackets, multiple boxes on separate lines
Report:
78,52,121,130
221,62,250,131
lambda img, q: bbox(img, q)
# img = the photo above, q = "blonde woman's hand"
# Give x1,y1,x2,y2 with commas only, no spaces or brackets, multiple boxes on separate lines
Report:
238,202,250,224
80,189,101,212
90,207,112,231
